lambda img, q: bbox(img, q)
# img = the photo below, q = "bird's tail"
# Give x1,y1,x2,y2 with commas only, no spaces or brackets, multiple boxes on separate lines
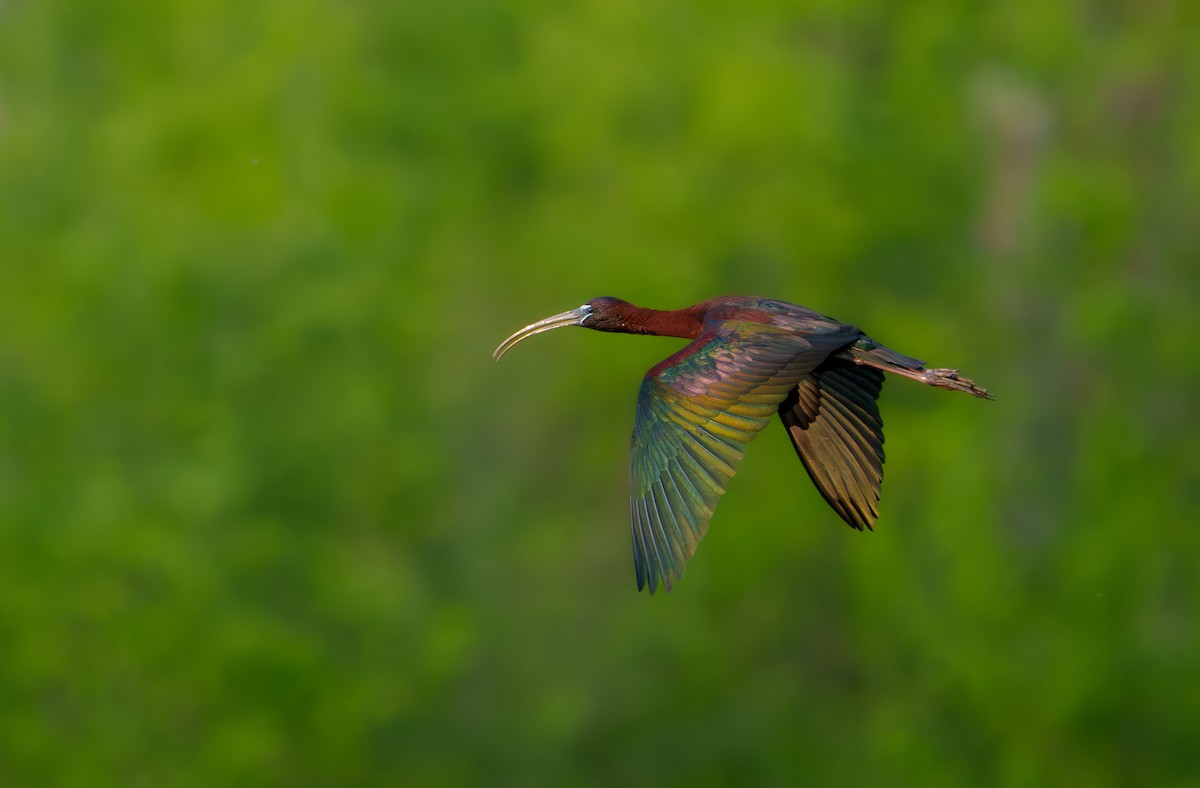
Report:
841,338,993,399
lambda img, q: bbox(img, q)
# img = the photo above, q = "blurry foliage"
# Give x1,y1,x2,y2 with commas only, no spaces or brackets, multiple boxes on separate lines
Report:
1,0,1199,785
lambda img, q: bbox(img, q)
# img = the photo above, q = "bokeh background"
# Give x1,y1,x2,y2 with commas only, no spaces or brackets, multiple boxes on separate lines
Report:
2,1,1199,785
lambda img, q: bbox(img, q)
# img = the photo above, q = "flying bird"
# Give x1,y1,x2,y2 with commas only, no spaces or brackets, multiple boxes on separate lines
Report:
494,296,991,593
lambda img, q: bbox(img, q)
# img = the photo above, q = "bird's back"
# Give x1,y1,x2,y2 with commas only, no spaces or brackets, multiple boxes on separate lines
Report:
694,295,860,341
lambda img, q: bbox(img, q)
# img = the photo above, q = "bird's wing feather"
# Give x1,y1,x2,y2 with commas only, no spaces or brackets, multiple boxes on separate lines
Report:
630,321,857,593
778,359,885,530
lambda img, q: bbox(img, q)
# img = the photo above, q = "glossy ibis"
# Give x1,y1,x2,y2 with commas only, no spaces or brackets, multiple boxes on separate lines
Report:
495,296,991,593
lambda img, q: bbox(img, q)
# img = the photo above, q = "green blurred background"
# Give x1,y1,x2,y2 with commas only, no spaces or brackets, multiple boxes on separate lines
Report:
2,1,1198,785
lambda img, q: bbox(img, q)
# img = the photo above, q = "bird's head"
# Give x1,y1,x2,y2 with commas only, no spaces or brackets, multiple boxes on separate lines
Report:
493,297,638,360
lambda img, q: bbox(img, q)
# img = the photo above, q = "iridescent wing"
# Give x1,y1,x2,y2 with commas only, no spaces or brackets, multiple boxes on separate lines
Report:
629,321,858,593
778,359,885,530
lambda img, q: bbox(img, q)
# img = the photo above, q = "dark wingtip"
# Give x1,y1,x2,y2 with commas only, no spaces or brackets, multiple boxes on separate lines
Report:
841,512,872,532
639,574,674,595
635,567,677,595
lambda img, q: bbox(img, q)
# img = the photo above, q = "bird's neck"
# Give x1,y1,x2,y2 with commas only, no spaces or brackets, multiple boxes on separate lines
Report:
623,305,705,339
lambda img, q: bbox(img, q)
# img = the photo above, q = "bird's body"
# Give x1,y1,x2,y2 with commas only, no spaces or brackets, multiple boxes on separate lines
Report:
495,296,991,593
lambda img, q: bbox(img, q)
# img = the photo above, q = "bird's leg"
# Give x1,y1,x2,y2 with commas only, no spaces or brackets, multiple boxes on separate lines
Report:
918,367,993,399
862,362,993,399
844,345,993,399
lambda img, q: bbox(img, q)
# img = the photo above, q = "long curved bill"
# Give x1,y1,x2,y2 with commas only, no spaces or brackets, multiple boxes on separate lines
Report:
493,305,592,360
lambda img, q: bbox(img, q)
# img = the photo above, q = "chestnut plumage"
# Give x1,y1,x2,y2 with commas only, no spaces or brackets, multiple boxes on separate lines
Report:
495,296,991,594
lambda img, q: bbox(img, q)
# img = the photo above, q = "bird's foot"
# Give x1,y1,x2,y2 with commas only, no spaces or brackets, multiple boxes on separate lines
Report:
923,368,993,399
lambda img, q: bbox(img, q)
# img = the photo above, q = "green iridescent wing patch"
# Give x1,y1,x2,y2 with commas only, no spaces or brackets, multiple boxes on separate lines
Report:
628,322,857,593
778,359,885,531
